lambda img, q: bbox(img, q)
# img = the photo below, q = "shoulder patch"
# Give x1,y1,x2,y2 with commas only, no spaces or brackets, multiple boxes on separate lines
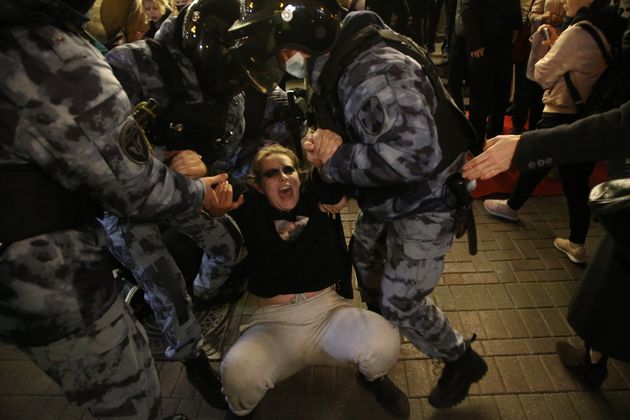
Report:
119,120,149,164
358,96,385,135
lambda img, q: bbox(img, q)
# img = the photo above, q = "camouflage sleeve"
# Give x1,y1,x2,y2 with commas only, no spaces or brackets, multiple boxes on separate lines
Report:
105,43,151,106
1,26,203,220
321,46,442,187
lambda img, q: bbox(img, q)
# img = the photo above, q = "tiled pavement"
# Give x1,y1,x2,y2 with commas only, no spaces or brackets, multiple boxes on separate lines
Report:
1,195,630,419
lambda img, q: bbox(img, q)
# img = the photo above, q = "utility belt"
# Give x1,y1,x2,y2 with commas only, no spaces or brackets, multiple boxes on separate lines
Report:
0,163,99,248
446,173,477,255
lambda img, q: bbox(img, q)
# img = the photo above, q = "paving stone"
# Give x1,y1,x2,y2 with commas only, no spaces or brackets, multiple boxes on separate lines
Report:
514,239,540,260
544,392,581,420
538,307,573,336
519,309,553,337
471,252,493,272
510,259,545,272
458,311,484,338
478,357,506,395
486,284,514,309
519,393,554,420
542,282,573,307
505,283,536,308
444,261,478,274
482,339,528,357
158,361,183,398
491,231,518,250
468,395,501,419
491,260,517,283
450,285,477,311
477,310,509,339
526,337,562,355
567,391,613,419
433,285,457,310
540,354,581,391
524,283,555,307
485,249,522,261
494,394,527,418
495,356,530,393
601,390,630,420
498,310,529,338
517,355,555,392
419,397,476,419
404,359,437,398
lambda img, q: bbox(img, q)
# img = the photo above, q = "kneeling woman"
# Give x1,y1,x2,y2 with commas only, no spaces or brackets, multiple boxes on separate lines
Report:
222,144,408,417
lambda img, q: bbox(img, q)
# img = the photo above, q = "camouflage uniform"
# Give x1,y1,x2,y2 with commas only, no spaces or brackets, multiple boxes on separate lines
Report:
102,15,248,361
312,11,466,361
0,1,206,417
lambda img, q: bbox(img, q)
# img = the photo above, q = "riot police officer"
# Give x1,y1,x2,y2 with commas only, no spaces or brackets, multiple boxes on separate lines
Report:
101,0,293,410
228,0,487,409
0,0,232,417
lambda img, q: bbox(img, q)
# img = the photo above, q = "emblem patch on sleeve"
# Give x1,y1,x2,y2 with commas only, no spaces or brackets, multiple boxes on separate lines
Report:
358,96,385,135
118,120,149,164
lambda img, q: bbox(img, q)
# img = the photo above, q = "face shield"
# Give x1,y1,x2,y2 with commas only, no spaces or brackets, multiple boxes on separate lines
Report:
179,0,248,98
228,0,345,94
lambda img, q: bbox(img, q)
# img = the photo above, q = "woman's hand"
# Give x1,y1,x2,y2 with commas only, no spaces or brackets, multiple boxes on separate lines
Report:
200,175,245,216
462,135,521,180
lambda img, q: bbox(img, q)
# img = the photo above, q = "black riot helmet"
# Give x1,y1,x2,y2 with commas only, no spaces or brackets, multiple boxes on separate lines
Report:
228,0,347,94
178,0,249,98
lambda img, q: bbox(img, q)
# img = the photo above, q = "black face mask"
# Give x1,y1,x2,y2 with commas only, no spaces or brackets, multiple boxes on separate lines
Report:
176,5,186,12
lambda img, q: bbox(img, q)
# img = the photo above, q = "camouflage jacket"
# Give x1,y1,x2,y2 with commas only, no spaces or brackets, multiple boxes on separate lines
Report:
0,16,204,346
311,11,463,221
105,16,246,174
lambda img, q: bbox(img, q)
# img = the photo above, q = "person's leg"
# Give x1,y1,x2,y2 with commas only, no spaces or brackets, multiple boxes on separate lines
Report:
382,212,486,408
221,323,306,416
311,292,409,417
467,53,493,152
25,297,161,419
558,162,596,245
100,215,227,409
381,212,464,360
511,60,530,133
487,47,512,138
101,215,203,361
350,211,388,313
447,34,468,111
169,212,245,301
505,168,550,210
312,295,401,379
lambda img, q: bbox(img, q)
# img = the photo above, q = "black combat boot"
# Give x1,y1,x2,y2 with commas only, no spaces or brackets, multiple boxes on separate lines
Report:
183,353,228,410
358,373,410,418
428,334,488,409
556,341,608,389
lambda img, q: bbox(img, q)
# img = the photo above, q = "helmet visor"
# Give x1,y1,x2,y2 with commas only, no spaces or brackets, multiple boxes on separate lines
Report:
229,2,342,93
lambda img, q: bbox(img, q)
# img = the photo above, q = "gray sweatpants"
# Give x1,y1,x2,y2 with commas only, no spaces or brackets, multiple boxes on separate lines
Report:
221,289,401,416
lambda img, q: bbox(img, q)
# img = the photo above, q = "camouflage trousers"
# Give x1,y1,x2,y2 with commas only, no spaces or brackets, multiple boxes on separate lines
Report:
100,211,244,361
24,296,161,419
351,210,466,362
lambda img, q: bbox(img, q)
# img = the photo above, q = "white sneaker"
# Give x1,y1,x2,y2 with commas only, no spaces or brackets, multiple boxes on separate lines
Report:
554,238,587,264
483,199,520,222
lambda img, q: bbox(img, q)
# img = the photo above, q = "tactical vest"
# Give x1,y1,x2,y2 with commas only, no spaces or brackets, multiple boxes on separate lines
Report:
310,25,476,206
144,39,235,172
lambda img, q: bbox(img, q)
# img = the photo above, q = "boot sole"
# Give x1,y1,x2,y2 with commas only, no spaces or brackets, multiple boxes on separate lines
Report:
428,359,488,409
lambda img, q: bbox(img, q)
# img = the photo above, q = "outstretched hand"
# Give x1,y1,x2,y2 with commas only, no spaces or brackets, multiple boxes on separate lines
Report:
200,174,245,216
462,135,521,180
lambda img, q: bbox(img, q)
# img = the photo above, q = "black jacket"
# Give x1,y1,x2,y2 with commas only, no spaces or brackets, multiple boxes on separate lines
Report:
461,0,522,51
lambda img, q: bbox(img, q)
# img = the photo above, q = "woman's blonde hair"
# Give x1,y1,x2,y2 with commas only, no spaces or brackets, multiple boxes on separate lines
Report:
250,144,302,186
143,0,170,15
